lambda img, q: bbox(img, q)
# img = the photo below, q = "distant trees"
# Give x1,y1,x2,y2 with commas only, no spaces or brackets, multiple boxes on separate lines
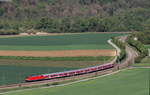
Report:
0,0,150,33
33,8,150,33
35,17,107,33
1,0,150,19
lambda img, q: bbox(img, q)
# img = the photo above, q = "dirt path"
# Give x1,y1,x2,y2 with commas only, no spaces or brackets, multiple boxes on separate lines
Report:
0,50,116,57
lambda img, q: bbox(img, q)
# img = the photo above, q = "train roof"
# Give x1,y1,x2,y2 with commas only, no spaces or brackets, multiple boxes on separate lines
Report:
42,62,114,76
29,57,117,77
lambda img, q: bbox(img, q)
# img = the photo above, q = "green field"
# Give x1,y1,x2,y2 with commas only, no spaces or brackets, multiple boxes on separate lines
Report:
133,57,150,67
0,56,113,86
2,68,149,95
0,33,125,51
146,45,150,48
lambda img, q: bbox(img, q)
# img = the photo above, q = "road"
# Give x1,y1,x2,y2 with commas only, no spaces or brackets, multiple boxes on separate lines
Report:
119,36,138,65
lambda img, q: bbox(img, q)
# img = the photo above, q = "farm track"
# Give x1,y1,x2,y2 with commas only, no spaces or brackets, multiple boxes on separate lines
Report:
0,50,116,57
0,35,138,91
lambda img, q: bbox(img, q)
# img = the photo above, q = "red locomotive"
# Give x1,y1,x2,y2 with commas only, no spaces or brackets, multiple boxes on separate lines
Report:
25,63,114,82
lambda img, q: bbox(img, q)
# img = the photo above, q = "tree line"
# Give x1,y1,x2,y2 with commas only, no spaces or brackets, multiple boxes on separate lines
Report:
0,0,150,34
112,37,126,63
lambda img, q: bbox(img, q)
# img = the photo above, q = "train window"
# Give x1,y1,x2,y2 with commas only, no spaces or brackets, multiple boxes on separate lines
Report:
30,75,37,77
51,75,57,77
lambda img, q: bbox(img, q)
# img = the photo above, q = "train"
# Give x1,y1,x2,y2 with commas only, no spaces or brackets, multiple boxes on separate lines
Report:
25,63,115,82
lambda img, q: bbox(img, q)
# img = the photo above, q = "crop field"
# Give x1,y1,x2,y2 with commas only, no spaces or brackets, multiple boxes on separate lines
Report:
0,56,113,86
0,33,125,51
2,68,148,95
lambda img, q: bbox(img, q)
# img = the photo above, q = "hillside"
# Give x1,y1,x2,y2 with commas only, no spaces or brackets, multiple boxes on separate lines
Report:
0,0,150,33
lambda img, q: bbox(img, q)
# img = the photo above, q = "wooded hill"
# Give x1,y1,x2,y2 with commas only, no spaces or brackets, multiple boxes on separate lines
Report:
0,0,150,33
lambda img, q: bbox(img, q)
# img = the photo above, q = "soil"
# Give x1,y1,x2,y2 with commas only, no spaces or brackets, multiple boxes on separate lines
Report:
0,50,116,57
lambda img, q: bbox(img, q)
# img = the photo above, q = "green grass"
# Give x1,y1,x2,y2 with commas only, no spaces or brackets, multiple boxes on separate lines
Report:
2,68,149,95
146,45,150,48
0,33,125,50
133,57,150,67
0,56,113,86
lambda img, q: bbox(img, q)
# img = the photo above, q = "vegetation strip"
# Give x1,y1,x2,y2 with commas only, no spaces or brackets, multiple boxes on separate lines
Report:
127,35,148,63
112,37,126,62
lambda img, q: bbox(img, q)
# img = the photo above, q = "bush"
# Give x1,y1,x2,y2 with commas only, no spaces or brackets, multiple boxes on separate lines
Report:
131,31,150,44
127,35,148,63
0,30,20,35
112,37,126,63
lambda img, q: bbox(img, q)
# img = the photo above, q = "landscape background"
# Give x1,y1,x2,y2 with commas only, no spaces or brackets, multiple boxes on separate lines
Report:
0,0,150,33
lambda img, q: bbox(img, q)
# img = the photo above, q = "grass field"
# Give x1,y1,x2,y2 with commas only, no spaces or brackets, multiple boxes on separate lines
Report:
133,44,150,67
146,45,150,48
2,68,149,95
0,33,125,51
0,56,113,86
133,57,150,67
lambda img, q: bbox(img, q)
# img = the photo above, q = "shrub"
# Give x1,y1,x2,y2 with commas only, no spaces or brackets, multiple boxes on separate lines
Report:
112,37,126,63
0,30,20,35
127,35,148,63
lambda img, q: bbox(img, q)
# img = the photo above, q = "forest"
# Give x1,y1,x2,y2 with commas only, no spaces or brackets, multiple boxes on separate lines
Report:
0,0,150,33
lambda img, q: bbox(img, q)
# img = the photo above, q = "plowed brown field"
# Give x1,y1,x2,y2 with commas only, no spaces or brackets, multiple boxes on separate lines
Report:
0,50,116,57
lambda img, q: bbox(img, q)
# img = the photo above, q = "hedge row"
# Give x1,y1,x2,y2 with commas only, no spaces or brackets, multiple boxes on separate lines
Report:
0,30,19,35
127,36,148,63
112,37,126,63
